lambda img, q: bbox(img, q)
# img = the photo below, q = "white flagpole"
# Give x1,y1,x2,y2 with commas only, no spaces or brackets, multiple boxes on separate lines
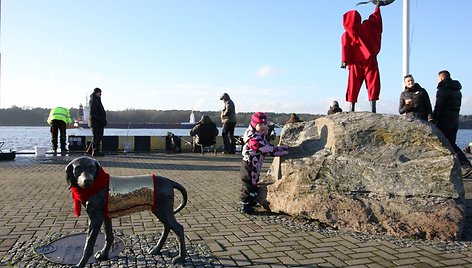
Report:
402,0,410,76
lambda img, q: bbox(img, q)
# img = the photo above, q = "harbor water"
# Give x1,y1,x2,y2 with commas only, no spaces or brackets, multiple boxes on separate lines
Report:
0,126,470,153
0,126,278,152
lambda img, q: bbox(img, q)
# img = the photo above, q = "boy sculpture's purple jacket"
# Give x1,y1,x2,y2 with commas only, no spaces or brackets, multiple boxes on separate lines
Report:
341,6,382,64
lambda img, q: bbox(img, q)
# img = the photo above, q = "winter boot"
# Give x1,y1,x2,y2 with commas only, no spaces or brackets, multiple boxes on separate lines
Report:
240,202,255,214
370,100,377,113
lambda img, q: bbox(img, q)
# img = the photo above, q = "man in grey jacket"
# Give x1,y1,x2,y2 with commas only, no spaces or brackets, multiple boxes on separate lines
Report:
220,93,237,154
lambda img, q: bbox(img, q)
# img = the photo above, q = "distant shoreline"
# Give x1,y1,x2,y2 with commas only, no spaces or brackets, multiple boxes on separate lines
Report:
1,123,471,129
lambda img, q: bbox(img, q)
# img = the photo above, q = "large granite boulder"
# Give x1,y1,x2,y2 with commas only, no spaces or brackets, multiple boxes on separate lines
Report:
266,112,465,240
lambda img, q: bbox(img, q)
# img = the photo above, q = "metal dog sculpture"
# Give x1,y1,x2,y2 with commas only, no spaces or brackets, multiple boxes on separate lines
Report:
65,156,188,268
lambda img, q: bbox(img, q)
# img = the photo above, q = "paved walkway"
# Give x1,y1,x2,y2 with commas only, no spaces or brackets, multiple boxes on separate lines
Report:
1,153,472,267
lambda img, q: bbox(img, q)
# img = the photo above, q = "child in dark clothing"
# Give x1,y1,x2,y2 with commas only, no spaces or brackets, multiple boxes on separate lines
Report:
240,112,289,213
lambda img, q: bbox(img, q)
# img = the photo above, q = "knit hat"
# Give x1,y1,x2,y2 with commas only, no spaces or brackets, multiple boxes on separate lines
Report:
251,112,267,128
93,88,102,94
330,100,339,107
220,93,229,100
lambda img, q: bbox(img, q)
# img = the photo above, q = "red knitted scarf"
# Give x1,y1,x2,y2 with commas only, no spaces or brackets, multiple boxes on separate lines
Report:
71,167,110,217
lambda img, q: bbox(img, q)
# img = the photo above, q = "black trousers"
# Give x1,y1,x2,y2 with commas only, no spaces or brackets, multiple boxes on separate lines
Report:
50,119,67,150
240,161,258,204
222,122,236,153
440,125,470,166
91,126,104,151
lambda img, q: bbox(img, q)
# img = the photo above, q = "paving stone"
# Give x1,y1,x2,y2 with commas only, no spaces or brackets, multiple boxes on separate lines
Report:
372,249,398,261
440,258,470,266
415,256,445,267
276,256,300,266
350,252,376,259
345,258,375,267
396,252,422,259
368,256,395,267
305,251,332,259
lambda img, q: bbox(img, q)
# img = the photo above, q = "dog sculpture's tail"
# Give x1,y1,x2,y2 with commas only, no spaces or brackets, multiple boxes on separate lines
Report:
173,181,188,214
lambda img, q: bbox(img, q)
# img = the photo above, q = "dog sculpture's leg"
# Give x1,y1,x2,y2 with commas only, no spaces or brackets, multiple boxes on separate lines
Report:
94,217,114,260
152,211,186,264
169,220,186,264
149,224,170,255
74,189,108,268
74,216,103,268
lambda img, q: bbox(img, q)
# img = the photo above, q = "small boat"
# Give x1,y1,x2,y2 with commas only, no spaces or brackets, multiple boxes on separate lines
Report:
0,142,16,161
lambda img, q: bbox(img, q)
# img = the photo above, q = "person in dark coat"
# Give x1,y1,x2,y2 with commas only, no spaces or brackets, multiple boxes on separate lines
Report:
433,70,472,178
220,93,237,154
327,101,343,115
398,75,433,121
286,113,303,124
190,115,219,153
88,88,107,156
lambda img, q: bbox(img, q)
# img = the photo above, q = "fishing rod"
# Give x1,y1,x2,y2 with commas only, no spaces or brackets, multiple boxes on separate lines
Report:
271,122,284,129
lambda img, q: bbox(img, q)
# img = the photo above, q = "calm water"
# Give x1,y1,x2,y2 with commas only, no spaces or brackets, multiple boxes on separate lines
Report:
0,126,470,152
0,126,265,152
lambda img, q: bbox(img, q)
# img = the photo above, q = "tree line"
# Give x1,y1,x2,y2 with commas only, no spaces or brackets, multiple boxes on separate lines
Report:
1,105,471,128
0,106,318,127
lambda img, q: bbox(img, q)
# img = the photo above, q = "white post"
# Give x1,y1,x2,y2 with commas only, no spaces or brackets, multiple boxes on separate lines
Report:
402,0,410,77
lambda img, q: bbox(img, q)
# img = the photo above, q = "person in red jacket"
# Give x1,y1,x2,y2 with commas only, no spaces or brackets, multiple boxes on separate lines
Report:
341,3,383,113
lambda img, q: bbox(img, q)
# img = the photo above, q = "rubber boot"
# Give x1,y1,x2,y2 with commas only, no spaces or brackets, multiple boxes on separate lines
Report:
370,100,377,113
349,102,356,112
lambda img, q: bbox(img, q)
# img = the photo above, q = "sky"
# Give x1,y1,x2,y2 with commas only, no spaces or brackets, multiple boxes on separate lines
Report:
1,0,471,115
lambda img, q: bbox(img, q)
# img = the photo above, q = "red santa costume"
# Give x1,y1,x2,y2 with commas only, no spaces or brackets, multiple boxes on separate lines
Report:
341,6,382,111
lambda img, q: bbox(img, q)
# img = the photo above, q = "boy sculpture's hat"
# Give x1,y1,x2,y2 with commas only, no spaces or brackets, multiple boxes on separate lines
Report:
251,112,267,128
93,87,102,93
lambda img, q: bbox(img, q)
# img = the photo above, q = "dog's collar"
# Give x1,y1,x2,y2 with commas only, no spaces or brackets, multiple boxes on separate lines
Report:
71,167,110,217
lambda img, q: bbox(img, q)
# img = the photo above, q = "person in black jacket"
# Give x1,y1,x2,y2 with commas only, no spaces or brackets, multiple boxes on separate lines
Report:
327,100,343,115
399,75,433,121
433,70,472,178
190,115,219,153
88,88,107,156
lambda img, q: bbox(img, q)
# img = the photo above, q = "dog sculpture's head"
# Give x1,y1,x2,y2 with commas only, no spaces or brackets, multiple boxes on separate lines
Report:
65,156,101,189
